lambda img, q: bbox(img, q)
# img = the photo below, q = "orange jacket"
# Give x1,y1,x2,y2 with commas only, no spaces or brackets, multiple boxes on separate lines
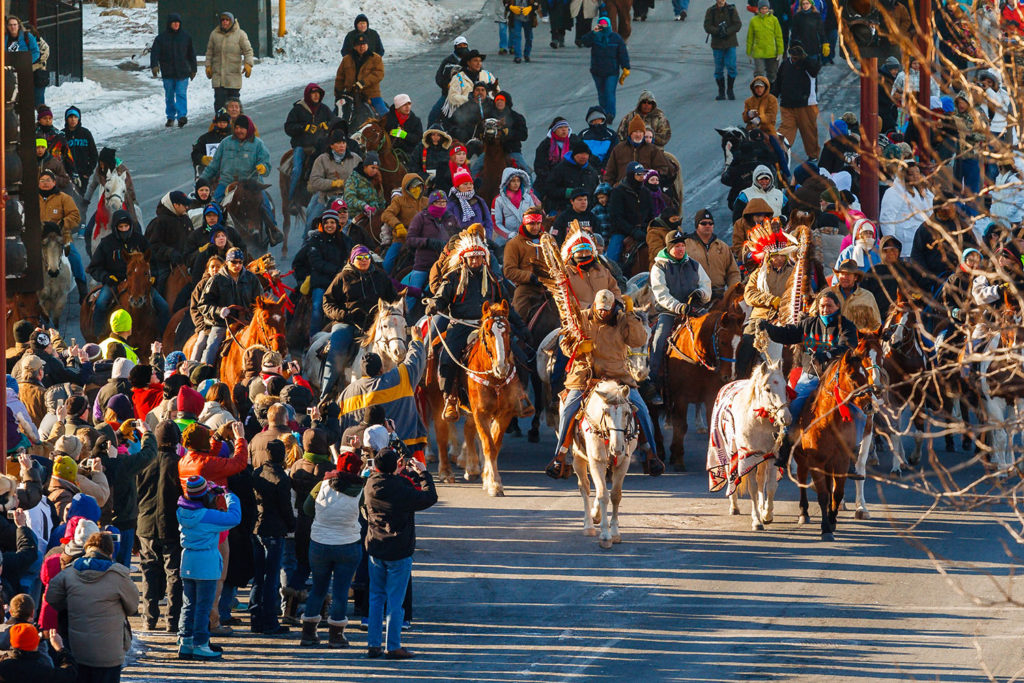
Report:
178,437,248,493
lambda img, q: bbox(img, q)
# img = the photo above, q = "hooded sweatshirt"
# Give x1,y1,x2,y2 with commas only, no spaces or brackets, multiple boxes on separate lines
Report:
63,106,99,179
732,164,787,220
492,167,541,245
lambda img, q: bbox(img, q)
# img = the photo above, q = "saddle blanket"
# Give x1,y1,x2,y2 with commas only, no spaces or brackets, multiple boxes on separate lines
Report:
707,379,777,497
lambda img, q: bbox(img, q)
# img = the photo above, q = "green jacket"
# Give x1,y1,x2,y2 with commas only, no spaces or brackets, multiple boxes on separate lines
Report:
342,166,386,215
746,13,783,59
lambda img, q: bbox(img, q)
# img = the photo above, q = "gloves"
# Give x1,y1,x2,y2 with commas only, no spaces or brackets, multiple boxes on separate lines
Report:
394,224,407,240
299,276,311,295
389,127,407,139
330,178,345,188
577,339,594,354
151,66,159,78
255,164,268,175
770,296,781,310
205,63,212,79
631,228,645,241
201,155,212,166
427,239,446,251
108,275,119,284
510,4,522,13
674,302,687,316
624,295,634,313
822,43,831,57
304,124,318,134
999,282,1012,290
529,274,541,287
619,68,630,85
243,63,252,78
363,205,376,216
219,306,234,320
522,4,533,14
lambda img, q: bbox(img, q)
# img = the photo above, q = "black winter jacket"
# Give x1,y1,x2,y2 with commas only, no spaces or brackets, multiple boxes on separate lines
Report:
284,87,332,149
608,177,653,237
253,461,296,538
87,229,150,284
63,120,98,180
136,439,183,541
434,52,462,95
363,469,437,561
144,195,193,269
435,267,504,320
198,267,265,327
381,105,424,158
760,315,859,376
191,127,230,170
1,527,38,603
307,230,352,290
491,93,529,154
149,14,197,80
322,263,398,329
542,156,600,214
99,432,156,530
772,55,821,109
0,647,77,682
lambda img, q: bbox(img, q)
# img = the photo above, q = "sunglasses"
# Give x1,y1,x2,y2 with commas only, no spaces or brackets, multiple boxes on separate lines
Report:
698,220,714,226
354,255,371,261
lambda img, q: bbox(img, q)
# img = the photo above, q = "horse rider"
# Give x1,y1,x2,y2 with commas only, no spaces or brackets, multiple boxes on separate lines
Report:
283,83,331,204
334,34,387,116
685,208,741,302
735,225,795,378
200,114,285,246
83,147,139,224
546,289,665,479
319,245,399,402
303,210,353,340
305,128,361,232
38,168,87,303
100,309,139,363
432,231,508,422
816,259,881,333
195,247,264,365
936,247,981,346
144,190,193,295
754,289,864,478
648,230,712,406
503,206,548,322
88,209,170,334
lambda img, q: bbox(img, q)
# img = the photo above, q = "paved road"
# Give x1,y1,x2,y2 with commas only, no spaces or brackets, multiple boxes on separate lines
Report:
85,4,1019,681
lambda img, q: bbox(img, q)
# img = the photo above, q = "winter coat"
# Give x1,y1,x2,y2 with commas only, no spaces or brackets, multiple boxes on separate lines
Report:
492,168,541,244
773,55,821,109
249,424,294,470
150,13,197,80
289,455,334,516
45,552,139,668
407,208,460,271
862,260,924,321
16,378,46,425
760,314,858,376
322,263,398,329
580,118,617,164
381,105,424,159
343,165,386,215
434,52,462,96
565,260,621,310
744,260,793,322
253,461,295,537
789,8,825,55
334,50,385,100
4,24,39,62
381,173,429,243
341,16,385,55
446,191,495,237
685,234,741,292
1,527,38,603
200,132,271,185
307,479,363,546
879,177,934,257
819,285,881,332
339,341,427,450
144,193,192,269
551,208,599,242
604,140,672,185
732,170,786,221
504,229,544,290
910,218,976,290
63,112,99,181
205,18,254,90
198,401,235,431
444,68,499,116
306,229,352,291
39,190,80,245
542,155,601,214
87,229,150,284
136,439,182,541
608,177,654,237
0,648,77,683
990,168,1024,227
198,265,264,327
742,76,779,135
491,96,529,154
284,85,332,149
580,27,630,77
562,307,647,390
746,12,784,58
447,96,497,145
413,128,452,182
103,432,157,530
435,266,504,320
651,251,713,314
363,469,437,561
307,149,360,203
615,91,672,147
177,492,242,580
704,2,743,49
191,126,230,171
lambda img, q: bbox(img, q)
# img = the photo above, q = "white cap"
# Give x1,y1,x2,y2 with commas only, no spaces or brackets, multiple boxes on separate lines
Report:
594,289,616,311
393,93,411,109
363,424,389,452
453,35,468,46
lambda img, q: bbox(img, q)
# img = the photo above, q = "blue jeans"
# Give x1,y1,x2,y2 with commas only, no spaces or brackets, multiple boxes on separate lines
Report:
511,20,534,59
304,540,361,623
251,535,285,632
213,182,274,225
554,387,657,456
114,528,135,567
499,21,510,50
94,285,170,334
67,244,86,282
200,326,227,365
401,269,430,312
163,77,189,120
218,585,237,622
367,555,413,651
789,371,819,430
606,233,625,262
382,242,402,274
289,145,305,201
650,312,676,378
320,322,356,399
428,93,446,127
311,288,326,338
592,74,619,122
672,0,690,12
370,97,388,116
713,47,737,79
180,578,218,646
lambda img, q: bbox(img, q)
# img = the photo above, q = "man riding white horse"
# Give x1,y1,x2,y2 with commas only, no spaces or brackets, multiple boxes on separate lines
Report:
546,289,665,479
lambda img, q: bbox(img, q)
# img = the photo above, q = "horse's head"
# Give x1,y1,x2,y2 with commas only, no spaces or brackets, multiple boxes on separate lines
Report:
626,312,651,383
252,296,289,353
370,298,408,365
359,119,384,151
480,300,512,380
224,182,271,247
749,361,791,429
586,380,638,462
41,223,64,278
103,171,127,213
123,250,152,308
480,118,504,144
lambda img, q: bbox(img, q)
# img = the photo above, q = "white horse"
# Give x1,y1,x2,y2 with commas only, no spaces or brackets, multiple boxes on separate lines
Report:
707,362,791,530
37,224,73,327
87,170,130,254
571,380,638,549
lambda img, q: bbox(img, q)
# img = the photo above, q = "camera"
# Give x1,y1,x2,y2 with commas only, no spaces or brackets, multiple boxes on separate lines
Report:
109,533,121,543
6,510,15,519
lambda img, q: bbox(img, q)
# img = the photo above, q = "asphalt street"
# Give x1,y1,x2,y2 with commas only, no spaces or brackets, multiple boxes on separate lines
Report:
79,3,1021,681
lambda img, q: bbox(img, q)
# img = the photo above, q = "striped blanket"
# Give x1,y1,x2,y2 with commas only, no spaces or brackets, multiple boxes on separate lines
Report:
707,379,778,497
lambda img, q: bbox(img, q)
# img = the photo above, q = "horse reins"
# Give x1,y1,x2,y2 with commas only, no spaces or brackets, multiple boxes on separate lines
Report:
671,312,736,372
433,312,517,387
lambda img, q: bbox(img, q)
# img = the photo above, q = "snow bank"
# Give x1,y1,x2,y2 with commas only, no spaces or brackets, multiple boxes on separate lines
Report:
48,0,467,144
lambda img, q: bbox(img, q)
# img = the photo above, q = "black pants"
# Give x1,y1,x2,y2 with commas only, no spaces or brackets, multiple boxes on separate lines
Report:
574,14,592,43
77,664,123,683
139,535,183,629
438,321,473,395
213,87,241,112
734,332,757,380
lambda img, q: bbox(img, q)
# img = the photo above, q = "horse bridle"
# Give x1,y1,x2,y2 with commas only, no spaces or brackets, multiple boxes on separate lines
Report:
360,123,402,174
475,315,515,385
374,311,407,359
583,398,639,446
676,312,736,373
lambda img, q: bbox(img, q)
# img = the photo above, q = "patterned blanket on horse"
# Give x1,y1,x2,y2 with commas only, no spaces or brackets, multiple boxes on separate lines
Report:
707,379,777,496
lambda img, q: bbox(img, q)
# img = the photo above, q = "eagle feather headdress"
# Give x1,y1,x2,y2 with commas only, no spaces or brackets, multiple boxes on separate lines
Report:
442,223,493,299
537,220,590,351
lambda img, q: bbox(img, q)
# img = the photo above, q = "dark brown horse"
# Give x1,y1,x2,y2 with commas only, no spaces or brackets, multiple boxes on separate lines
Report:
357,118,406,198
277,148,314,257
80,250,160,361
475,118,515,207
223,180,272,256
5,293,42,351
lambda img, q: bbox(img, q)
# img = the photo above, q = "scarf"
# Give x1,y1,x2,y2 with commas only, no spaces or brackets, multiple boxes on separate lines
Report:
395,110,409,126
506,187,523,208
329,149,347,163
452,187,475,221
548,136,570,164
303,451,331,464
448,160,469,179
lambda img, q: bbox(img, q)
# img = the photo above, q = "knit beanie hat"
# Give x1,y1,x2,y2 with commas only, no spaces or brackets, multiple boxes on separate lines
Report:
105,393,134,422
571,140,590,157
190,363,216,385
337,450,362,477
428,190,446,204
452,168,473,187
302,428,330,455
155,420,182,450
185,474,209,499
65,519,99,558
54,435,83,460
628,114,646,137
53,455,78,483
9,623,40,652
129,364,152,389
177,386,205,416
182,423,213,453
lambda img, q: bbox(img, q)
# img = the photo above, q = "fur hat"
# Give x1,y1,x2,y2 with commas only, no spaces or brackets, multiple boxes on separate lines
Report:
261,350,283,370
182,423,213,453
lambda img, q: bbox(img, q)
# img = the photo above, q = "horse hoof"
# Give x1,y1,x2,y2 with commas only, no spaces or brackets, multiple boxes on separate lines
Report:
763,515,773,524
798,514,809,525
584,528,597,537
821,532,835,541
611,535,621,544
753,522,764,531
599,538,613,550
442,475,456,484
729,508,740,516
489,486,505,497
854,509,870,520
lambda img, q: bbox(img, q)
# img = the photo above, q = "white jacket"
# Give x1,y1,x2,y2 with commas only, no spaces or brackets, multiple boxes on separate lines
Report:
982,85,1013,136
990,169,1024,227
879,177,933,257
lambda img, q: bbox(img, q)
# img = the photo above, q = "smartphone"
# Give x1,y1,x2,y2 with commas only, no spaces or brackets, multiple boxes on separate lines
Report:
6,510,15,519
307,407,315,416
109,533,121,543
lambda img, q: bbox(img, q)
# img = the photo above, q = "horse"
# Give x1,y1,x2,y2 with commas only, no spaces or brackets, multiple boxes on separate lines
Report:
356,118,407,198
38,223,73,328
80,250,160,361
85,170,131,256
971,297,1024,478
794,335,884,539
223,180,273,256
278,147,312,255
164,264,192,314
5,293,42,350
663,285,747,470
571,380,638,549
707,361,790,530
475,118,515,207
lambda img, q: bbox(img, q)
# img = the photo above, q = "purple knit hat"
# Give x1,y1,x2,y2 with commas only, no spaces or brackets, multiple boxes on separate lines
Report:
349,245,371,263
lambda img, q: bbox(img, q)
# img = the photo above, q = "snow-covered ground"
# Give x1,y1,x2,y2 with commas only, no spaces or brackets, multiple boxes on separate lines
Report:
47,0,469,144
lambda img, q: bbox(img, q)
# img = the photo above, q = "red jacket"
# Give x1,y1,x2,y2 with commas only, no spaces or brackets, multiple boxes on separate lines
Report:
178,437,249,493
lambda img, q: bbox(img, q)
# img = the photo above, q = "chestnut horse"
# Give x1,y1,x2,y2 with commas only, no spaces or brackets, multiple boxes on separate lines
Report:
357,118,406,198
663,284,746,470
475,118,515,207
794,335,883,540
165,264,192,314
80,251,160,361
5,293,43,350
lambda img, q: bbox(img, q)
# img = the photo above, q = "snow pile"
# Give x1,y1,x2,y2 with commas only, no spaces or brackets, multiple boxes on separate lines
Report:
83,4,158,52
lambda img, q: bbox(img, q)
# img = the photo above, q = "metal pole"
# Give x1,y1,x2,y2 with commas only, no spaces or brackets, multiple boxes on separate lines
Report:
860,57,880,221
1,56,7,475
278,0,286,37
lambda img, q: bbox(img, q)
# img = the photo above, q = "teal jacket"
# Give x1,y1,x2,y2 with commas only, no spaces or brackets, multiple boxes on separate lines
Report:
201,135,271,185
746,13,784,59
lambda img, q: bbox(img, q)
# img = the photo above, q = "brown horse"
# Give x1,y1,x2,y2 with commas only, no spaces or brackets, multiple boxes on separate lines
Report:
80,251,160,361
5,293,43,350
475,118,515,207
357,118,406,198
164,264,192,314
794,335,883,540
223,180,272,256
664,285,746,470
277,147,313,255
